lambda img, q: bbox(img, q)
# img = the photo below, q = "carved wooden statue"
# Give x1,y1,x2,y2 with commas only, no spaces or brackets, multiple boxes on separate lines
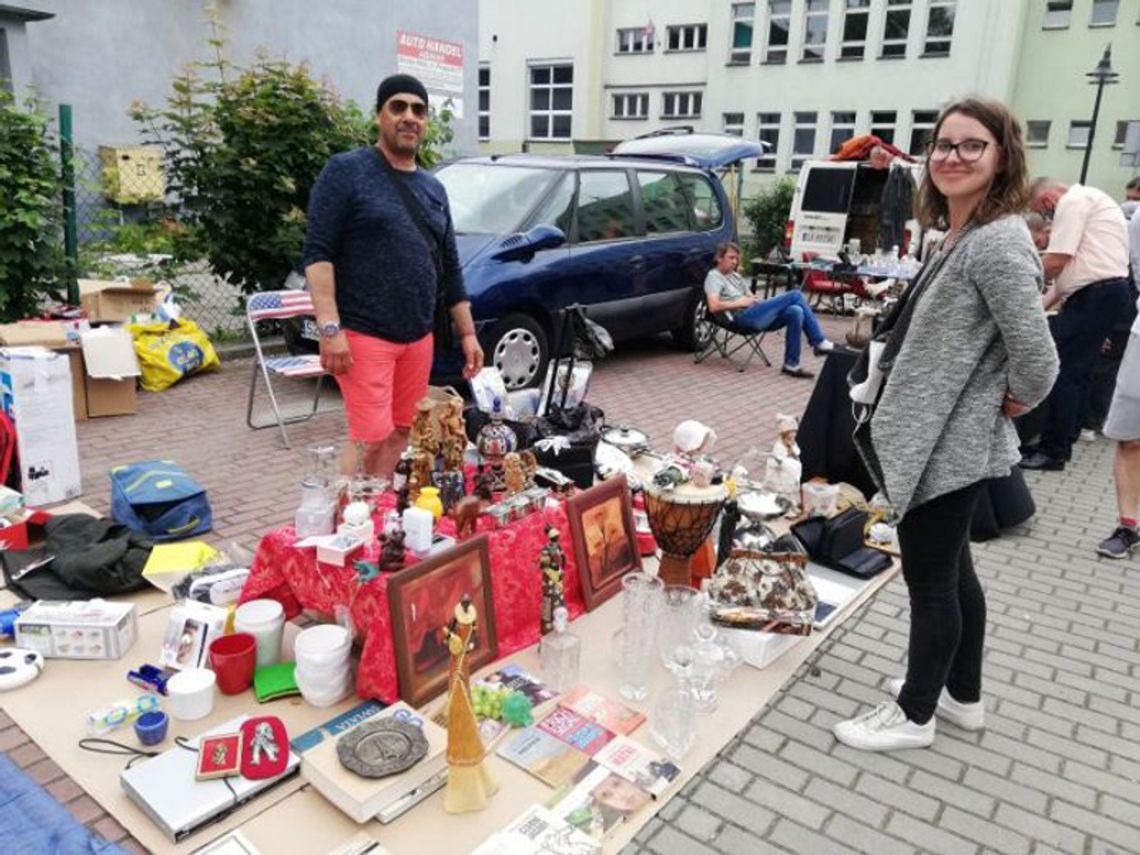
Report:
503,452,526,496
539,526,566,637
443,597,498,813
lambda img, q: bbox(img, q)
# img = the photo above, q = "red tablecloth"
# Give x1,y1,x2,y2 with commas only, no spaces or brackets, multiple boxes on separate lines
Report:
240,492,586,702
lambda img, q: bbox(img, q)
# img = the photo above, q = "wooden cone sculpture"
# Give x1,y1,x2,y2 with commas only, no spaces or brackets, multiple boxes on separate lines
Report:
442,597,498,813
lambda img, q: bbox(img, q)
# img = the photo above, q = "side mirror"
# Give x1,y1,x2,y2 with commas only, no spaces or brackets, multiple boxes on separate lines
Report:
491,224,566,261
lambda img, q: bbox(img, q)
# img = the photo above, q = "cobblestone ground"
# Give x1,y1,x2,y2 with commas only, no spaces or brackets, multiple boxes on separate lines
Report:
3,318,1138,854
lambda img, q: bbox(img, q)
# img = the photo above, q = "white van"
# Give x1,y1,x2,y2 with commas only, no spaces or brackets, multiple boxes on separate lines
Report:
786,160,925,261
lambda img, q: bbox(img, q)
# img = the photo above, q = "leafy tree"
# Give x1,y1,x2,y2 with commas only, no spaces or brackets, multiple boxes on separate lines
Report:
0,90,62,321
742,178,796,261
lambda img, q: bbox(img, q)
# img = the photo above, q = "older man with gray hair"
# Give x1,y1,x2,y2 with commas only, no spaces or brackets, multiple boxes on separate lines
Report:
1020,178,1131,471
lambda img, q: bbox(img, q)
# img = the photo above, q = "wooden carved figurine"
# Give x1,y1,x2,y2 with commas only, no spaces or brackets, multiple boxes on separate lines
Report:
473,465,495,503
378,529,406,572
443,596,498,813
440,398,467,472
539,526,566,637
451,495,484,541
410,449,434,501
519,450,539,488
503,452,526,496
410,399,441,459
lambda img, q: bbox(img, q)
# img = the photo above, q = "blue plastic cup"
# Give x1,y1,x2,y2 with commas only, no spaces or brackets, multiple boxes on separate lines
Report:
134,710,169,746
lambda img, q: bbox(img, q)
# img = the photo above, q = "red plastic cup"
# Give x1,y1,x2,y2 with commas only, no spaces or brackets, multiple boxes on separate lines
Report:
208,632,257,695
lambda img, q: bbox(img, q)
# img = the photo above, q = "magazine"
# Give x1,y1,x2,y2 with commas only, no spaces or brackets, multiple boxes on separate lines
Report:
558,686,646,736
537,707,614,756
475,664,559,709
497,726,593,789
544,764,652,842
471,804,601,855
592,736,681,799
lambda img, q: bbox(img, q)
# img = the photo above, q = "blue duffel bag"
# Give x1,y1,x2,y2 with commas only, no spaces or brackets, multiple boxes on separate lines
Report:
109,460,212,541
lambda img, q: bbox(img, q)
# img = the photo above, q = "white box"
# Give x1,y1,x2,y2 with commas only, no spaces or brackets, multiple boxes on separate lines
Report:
0,347,81,504
721,627,805,670
316,534,364,567
15,599,138,660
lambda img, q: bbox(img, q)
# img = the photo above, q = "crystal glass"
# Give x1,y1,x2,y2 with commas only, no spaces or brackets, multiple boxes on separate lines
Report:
686,622,741,713
618,572,664,701
651,686,696,761
658,586,703,666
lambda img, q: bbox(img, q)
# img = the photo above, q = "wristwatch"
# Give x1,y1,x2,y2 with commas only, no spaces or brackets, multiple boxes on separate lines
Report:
318,321,341,339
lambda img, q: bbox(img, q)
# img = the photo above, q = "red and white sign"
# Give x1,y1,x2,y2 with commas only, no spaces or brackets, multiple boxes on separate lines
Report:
397,30,464,117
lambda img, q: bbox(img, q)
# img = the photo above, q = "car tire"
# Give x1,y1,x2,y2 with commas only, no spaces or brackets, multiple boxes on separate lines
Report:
673,291,710,352
485,313,549,390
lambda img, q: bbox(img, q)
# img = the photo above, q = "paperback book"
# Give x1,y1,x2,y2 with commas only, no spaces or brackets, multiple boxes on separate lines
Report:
537,707,614,756
544,764,652,842
497,726,593,789
592,736,681,799
558,686,645,736
470,804,601,855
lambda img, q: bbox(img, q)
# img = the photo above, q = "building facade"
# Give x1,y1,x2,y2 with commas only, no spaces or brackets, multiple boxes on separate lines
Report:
479,0,1029,194
1010,0,1140,196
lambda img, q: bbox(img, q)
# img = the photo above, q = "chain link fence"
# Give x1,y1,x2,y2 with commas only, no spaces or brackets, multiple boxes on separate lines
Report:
71,144,248,342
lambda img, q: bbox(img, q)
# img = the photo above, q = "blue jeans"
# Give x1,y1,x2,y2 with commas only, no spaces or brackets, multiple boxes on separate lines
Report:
735,290,826,366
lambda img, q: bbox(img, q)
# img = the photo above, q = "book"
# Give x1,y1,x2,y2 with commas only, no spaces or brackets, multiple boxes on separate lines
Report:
496,726,592,789
471,804,601,855
544,763,652,842
592,736,681,799
476,663,559,710
299,701,447,824
536,707,614,757
558,686,646,736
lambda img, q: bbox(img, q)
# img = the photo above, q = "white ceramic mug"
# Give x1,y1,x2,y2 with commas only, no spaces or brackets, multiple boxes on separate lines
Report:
234,599,285,670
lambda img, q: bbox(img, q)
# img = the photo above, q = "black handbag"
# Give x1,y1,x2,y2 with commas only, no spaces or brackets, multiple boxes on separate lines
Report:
790,508,888,579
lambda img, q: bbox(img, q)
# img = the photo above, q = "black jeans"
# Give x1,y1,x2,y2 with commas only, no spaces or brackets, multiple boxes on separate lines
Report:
897,481,985,725
1040,278,1131,460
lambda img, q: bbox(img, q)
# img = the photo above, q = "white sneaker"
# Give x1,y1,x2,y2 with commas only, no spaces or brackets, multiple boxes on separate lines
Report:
1079,429,1098,443
833,701,934,752
887,678,985,731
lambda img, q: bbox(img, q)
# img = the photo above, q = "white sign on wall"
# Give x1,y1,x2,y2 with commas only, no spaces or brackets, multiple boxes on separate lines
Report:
396,30,464,119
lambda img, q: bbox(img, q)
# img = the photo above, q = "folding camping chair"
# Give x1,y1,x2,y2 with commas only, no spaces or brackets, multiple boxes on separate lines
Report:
692,291,771,372
245,290,329,448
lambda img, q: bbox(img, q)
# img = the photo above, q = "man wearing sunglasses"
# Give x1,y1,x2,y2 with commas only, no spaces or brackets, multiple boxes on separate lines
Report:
303,73,483,478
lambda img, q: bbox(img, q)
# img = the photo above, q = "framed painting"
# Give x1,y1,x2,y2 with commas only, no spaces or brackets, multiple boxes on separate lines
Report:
566,474,641,609
388,534,498,707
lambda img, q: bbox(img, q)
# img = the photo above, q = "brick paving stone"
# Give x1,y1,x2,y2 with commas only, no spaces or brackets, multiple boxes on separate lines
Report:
769,818,861,855
64,794,104,825
7,741,47,768
855,772,941,823
885,813,980,855
823,814,920,855
91,815,129,843
0,727,30,753
745,777,830,830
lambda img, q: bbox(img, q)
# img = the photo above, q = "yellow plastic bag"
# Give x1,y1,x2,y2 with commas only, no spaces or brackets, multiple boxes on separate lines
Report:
127,318,220,392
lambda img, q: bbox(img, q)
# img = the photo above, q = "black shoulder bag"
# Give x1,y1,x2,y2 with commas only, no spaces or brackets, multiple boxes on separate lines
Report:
374,149,455,352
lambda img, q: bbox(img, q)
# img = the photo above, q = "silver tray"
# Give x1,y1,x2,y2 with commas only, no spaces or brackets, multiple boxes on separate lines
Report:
336,719,429,779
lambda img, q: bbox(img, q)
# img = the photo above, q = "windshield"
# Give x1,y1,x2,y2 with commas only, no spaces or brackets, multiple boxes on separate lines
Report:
435,163,562,234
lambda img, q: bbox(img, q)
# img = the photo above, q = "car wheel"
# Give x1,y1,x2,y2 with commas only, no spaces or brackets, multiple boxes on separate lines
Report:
485,313,548,390
673,292,711,352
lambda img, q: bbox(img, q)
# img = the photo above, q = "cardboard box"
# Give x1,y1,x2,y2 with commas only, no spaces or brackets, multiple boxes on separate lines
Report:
0,322,90,421
721,626,805,670
80,327,140,417
15,599,138,660
78,279,161,323
0,347,82,505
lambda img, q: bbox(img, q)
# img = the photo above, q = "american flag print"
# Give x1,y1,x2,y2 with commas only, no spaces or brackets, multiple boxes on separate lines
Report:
247,290,314,321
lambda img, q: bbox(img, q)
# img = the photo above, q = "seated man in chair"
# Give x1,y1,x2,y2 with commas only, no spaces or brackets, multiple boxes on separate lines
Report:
704,241,836,379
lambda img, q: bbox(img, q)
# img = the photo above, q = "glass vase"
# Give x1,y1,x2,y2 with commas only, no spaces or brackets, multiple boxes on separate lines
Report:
618,572,664,701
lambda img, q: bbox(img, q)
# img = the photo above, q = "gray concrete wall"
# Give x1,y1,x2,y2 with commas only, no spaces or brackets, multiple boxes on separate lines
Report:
20,0,477,155
0,19,34,95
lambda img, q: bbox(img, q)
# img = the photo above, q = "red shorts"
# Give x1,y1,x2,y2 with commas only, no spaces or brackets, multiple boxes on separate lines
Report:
335,330,433,442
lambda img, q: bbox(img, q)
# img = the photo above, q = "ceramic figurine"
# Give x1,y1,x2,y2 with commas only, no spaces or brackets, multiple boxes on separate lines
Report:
539,526,566,637
476,398,517,492
673,420,718,459
503,452,526,496
519,450,539,488
451,495,484,540
443,596,498,813
765,413,802,514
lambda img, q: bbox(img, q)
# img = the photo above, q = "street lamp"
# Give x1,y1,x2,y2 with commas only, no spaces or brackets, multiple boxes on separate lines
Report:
1080,44,1119,185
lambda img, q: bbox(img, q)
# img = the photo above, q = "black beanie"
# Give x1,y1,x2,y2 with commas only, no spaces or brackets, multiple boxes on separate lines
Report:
375,74,430,112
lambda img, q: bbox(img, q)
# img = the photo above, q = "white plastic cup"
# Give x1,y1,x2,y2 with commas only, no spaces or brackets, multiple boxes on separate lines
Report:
167,668,216,721
234,599,285,669
294,625,350,667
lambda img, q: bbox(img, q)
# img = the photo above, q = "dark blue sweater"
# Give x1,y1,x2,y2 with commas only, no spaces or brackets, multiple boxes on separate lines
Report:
301,146,467,343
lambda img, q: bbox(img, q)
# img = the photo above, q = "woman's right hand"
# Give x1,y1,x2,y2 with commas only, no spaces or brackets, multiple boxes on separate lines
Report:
320,332,353,375
1002,390,1029,418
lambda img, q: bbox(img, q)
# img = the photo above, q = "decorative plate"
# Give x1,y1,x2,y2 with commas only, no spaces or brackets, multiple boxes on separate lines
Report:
336,718,429,779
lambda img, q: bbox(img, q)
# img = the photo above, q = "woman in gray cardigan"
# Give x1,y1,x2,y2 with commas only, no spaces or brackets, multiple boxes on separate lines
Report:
834,99,1059,752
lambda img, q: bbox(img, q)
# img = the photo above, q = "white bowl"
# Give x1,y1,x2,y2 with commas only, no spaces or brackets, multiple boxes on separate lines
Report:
294,625,351,663
234,599,284,628
298,673,351,708
167,668,216,721
294,663,350,692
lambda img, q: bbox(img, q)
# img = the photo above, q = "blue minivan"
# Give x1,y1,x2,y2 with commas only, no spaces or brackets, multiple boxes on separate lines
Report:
431,132,765,388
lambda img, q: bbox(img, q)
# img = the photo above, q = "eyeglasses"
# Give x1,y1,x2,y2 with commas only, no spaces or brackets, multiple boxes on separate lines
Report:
927,138,990,163
386,99,428,120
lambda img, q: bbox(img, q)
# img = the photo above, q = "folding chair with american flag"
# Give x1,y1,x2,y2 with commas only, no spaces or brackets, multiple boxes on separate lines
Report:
245,289,329,448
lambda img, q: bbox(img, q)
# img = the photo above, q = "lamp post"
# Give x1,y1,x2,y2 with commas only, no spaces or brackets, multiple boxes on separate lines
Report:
1079,44,1119,185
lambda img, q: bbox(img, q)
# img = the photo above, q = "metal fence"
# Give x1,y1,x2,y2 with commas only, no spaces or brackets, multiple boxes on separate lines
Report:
70,144,248,341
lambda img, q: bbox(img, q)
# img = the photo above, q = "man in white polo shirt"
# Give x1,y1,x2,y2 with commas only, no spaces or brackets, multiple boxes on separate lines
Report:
1021,179,1131,471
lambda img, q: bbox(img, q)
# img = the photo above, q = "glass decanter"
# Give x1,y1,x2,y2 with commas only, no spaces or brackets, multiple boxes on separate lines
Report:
294,445,336,539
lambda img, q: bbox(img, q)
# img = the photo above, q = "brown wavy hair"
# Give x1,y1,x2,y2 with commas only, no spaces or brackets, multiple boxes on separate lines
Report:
914,97,1029,230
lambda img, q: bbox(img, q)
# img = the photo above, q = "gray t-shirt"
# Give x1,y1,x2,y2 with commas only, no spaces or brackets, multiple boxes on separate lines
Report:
703,268,749,319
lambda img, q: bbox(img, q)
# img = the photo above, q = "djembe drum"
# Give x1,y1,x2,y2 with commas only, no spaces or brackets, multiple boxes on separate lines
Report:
643,481,728,588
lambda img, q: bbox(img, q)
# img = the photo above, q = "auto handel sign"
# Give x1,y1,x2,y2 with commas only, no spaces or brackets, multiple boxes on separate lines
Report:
396,30,464,118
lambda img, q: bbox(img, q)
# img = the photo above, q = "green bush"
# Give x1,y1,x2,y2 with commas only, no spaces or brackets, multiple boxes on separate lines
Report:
742,178,795,261
0,91,62,322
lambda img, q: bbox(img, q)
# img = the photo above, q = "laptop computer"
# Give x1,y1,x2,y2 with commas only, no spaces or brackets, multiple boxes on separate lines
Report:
120,715,300,843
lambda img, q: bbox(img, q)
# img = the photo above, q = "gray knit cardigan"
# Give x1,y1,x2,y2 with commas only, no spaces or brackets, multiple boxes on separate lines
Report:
859,215,1060,517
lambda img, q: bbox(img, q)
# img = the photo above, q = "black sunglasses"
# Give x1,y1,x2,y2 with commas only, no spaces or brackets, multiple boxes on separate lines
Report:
386,98,428,119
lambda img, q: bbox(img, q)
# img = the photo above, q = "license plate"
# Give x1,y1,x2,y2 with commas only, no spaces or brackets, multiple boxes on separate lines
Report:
300,318,320,341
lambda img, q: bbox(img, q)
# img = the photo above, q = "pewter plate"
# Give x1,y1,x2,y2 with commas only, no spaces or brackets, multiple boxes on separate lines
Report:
336,719,429,779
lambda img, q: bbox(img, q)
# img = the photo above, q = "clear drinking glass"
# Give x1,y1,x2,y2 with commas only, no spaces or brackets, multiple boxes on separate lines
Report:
618,573,664,701
651,686,696,761
658,586,703,666
687,622,741,713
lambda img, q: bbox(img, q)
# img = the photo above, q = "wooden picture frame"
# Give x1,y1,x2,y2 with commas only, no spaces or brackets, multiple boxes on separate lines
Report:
566,474,641,610
388,534,498,708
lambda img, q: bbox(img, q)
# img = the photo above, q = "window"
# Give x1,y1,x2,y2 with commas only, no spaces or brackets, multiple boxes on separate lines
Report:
1067,121,1091,149
723,112,745,136
478,66,490,140
841,0,870,59
662,91,702,119
924,0,955,55
791,111,818,171
1113,120,1136,148
612,93,649,119
667,24,707,51
1043,1,1072,29
756,112,781,171
908,110,938,156
764,1,792,63
526,172,575,234
801,0,829,61
1026,120,1051,147
830,111,856,154
871,110,896,144
1091,0,1119,26
436,163,564,234
576,171,636,243
637,172,692,234
528,64,573,140
616,27,654,53
881,0,912,58
676,173,723,230
730,4,755,62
